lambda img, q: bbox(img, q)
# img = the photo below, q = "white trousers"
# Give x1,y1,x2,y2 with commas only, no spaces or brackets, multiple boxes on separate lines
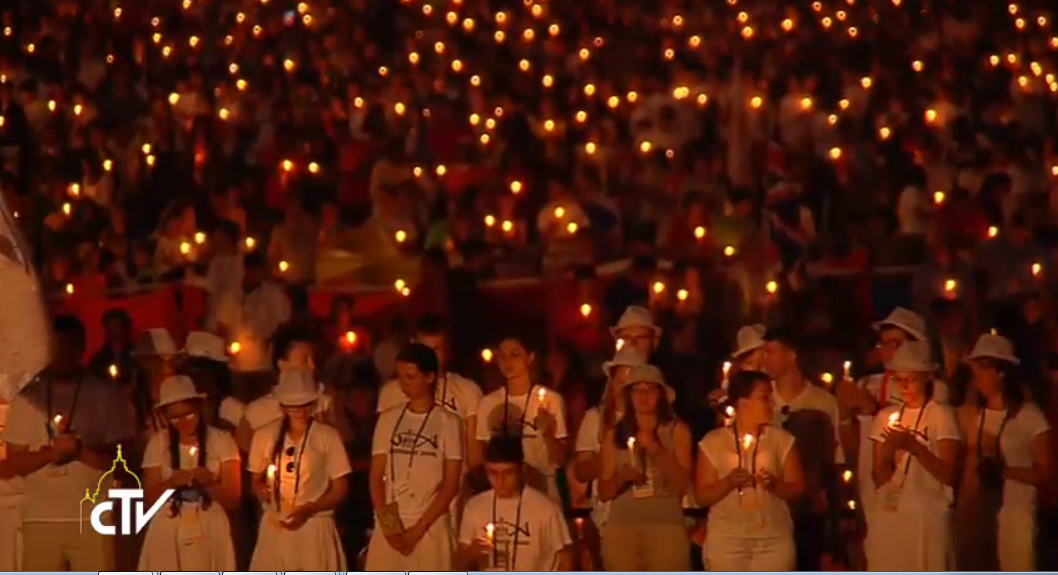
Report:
0,499,21,570
998,506,1036,571
706,533,795,571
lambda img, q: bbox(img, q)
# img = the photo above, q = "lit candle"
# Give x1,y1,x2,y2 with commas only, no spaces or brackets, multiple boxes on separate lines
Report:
52,414,64,432
821,372,834,386
842,469,853,483
887,412,900,428
1031,262,1042,276
481,348,493,363
278,260,290,274
485,522,495,544
108,364,118,379
742,433,754,452
265,463,277,482
574,517,585,537
626,437,636,458
188,445,198,459
537,388,547,404
843,361,852,380
579,303,592,318
344,331,357,346
722,361,731,380
847,499,857,511
944,279,957,293
229,341,241,355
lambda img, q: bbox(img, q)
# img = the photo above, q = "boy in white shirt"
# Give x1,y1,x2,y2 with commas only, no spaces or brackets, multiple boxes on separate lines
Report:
458,435,573,571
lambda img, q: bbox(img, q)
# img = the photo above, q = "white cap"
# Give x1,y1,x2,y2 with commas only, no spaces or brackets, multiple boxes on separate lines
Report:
619,364,676,402
184,331,229,363
885,341,937,373
610,305,661,338
965,334,1020,365
602,345,645,376
732,324,767,358
155,375,205,408
133,328,179,357
872,307,927,342
274,369,323,406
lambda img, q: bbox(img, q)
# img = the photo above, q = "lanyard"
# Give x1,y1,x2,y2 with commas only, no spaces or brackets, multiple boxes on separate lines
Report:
389,404,435,484
438,374,449,409
894,401,929,477
45,375,84,439
732,422,763,476
502,385,535,435
274,420,313,511
976,408,1013,460
491,487,526,570
877,371,891,405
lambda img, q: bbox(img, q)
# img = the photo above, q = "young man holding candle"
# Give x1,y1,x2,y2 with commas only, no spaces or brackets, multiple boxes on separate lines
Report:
458,435,573,571
366,343,464,570
2,314,135,571
609,306,661,362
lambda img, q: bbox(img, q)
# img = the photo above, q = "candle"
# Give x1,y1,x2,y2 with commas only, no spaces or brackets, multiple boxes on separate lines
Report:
537,388,547,404
887,412,900,428
229,341,241,355
843,361,852,380
847,499,857,511
821,372,834,386
722,361,731,379
579,303,592,317
188,445,198,458
626,437,636,457
574,517,585,537
265,463,277,482
616,338,625,351
52,414,63,431
842,469,853,483
1031,262,1042,276
485,522,495,544
481,348,493,362
742,434,754,452
108,364,118,379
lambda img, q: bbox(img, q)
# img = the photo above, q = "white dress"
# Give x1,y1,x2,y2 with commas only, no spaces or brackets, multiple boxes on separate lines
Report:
248,419,351,570
866,402,961,571
0,403,24,571
137,427,239,571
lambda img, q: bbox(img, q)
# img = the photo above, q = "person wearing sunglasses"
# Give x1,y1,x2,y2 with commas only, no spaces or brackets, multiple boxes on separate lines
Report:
366,343,464,570
138,376,241,570
248,368,351,570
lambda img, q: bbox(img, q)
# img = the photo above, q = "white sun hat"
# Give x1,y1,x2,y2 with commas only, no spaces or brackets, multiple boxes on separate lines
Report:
133,328,180,357
885,341,938,373
872,306,927,342
184,331,229,363
617,364,676,402
732,324,767,358
965,334,1020,365
609,305,662,338
602,345,645,376
274,368,323,406
155,375,206,408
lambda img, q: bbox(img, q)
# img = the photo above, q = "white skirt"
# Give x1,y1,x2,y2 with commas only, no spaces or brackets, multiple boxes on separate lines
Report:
0,497,22,571
137,503,236,571
250,511,346,571
365,515,453,571
866,502,953,571
998,505,1036,571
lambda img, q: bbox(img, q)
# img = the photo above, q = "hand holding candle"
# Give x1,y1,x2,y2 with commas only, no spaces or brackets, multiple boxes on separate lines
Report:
887,412,900,428
485,522,495,546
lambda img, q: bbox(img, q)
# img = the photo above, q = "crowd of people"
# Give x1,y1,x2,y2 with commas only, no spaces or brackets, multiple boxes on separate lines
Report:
3,0,1058,570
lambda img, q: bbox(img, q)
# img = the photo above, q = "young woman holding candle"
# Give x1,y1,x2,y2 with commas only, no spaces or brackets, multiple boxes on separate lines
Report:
866,341,961,571
247,368,351,570
597,364,693,571
954,334,1052,571
696,370,805,571
366,343,464,570
138,376,241,570
476,334,569,503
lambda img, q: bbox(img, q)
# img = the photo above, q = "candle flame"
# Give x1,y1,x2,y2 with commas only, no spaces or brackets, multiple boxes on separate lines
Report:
742,434,754,449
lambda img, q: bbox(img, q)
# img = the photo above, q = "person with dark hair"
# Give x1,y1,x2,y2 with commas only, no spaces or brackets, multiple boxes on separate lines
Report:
88,308,134,382
696,370,805,570
248,369,351,569
377,314,484,469
475,334,570,504
456,435,574,571
366,343,463,570
204,219,244,335
954,334,1052,571
866,341,960,571
229,251,291,376
179,332,237,430
760,325,844,571
138,376,240,570
596,364,692,571
2,313,135,571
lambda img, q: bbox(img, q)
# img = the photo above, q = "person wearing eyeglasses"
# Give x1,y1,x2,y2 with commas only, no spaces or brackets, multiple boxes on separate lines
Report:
866,341,960,571
953,334,1052,571
138,376,241,570
366,343,463,570
247,368,351,570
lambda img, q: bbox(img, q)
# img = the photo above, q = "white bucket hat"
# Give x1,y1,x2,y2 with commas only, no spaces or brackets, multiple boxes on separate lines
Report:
732,324,767,358
133,328,180,357
274,369,323,406
184,331,229,363
965,334,1020,365
602,345,645,375
885,341,938,373
872,307,927,342
155,375,205,408
609,305,662,338
618,364,676,402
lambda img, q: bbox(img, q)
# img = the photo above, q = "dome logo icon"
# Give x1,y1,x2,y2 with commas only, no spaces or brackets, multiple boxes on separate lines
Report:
79,445,176,535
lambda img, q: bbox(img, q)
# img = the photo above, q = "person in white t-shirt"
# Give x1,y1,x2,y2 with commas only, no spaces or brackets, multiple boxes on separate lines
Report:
247,369,351,570
366,343,464,570
203,220,245,335
866,341,961,571
610,306,662,363
229,253,291,374
0,399,25,571
708,323,767,407
696,370,805,570
377,314,483,469
572,346,642,533
897,166,931,236
476,335,569,503
955,334,1052,571
457,435,574,571
138,376,241,570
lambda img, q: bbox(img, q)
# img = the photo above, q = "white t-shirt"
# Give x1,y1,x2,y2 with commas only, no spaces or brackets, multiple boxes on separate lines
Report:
459,487,572,571
218,397,246,428
969,404,1050,512
897,186,929,235
476,386,569,476
1,377,135,521
231,282,291,373
699,425,797,539
377,372,483,422
772,382,845,464
243,391,333,431
0,402,25,499
869,401,961,510
204,253,244,332
142,426,240,479
372,405,464,522
247,419,351,513
574,407,610,526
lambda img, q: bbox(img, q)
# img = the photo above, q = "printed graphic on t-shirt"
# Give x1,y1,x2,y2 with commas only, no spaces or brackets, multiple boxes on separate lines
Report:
391,429,441,457
492,518,532,570
437,392,459,413
486,402,538,439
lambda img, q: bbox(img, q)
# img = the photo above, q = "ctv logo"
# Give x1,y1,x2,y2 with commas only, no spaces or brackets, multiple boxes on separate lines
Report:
78,445,175,535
